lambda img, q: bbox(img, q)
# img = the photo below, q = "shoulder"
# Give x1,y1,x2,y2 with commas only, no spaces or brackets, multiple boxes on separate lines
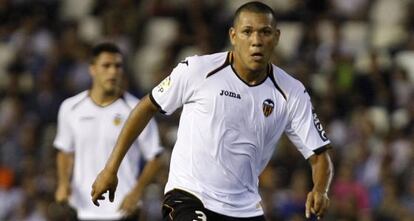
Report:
271,65,307,100
59,91,89,112
181,52,230,77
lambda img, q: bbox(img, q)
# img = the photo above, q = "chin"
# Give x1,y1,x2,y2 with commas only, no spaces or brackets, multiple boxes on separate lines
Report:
104,88,117,95
249,64,267,72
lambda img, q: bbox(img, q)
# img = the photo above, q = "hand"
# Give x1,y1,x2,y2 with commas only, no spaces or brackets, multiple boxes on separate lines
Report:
91,169,118,206
119,191,142,217
305,190,330,220
55,184,71,203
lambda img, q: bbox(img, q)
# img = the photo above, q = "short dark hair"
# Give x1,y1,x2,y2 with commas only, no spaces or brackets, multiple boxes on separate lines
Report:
233,1,277,27
90,42,122,64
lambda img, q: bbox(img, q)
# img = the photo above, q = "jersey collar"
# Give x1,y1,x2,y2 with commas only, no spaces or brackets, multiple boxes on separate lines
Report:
229,51,272,87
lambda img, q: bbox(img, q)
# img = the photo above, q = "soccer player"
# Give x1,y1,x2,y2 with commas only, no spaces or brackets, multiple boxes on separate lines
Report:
54,42,163,221
91,2,333,221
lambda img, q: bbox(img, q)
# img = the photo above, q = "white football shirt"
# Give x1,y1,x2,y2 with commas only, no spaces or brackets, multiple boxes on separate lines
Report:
54,91,163,220
151,52,330,218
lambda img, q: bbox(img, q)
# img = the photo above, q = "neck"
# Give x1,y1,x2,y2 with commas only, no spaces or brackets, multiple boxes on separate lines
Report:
231,52,268,85
89,87,121,106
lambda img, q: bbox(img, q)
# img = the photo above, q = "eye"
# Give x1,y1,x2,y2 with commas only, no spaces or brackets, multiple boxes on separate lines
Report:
261,29,272,36
242,29,252,35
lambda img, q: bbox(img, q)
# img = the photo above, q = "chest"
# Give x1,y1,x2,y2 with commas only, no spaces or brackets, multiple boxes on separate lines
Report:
70,102,130,140
193,72,288,132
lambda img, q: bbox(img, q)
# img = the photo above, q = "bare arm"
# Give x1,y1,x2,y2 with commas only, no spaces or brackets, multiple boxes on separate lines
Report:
305,149,333,219
105,95,159,173
55,151,74,203
119,154,164,215
91,95,160,206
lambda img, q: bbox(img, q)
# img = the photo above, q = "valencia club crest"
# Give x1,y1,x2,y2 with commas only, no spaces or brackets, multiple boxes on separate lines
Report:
262,99,274,117
113,114,122,126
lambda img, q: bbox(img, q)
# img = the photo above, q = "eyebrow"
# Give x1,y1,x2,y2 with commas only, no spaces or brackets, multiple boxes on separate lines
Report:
99,61,123,65
239,25,273,29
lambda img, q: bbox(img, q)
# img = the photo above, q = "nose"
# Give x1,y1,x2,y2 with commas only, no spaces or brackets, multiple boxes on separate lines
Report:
109,65,121,76
251,32,263,47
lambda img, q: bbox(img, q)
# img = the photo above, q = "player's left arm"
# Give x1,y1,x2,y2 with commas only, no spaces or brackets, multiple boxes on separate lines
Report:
306,148,333,219
119,154,163,216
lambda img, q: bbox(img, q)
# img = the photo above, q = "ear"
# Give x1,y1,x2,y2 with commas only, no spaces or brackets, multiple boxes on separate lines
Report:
89,64,95,78
229,27,236,46
274,29,281,46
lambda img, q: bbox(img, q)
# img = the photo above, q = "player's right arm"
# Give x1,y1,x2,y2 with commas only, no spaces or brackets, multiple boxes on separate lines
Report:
91,95,159,206
54,98,75,204
55,151,74,203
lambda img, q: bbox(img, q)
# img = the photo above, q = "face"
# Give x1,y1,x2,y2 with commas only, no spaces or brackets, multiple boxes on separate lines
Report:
89,52,123,95
230,11,280,74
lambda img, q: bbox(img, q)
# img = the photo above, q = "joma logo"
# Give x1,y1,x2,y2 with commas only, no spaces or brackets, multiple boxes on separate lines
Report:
219,90,241,99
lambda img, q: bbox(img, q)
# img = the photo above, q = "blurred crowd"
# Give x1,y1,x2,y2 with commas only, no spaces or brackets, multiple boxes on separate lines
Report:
0,0,413,220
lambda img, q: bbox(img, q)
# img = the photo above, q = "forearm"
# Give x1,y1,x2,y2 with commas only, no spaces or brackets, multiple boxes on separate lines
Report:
56,151,74,187
105,95,159,173
309,150,333,193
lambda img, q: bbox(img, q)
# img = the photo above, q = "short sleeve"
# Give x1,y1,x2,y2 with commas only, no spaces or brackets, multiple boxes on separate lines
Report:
285,87,330,159
150,58,197,115
53,101,74,152
135,118,163,160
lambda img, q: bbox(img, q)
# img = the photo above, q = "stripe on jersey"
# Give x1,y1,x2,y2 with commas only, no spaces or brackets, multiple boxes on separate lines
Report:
206,52,231,78
313,144,331,155
120,94,133,110
70,95,89,111
267,65,287,100
149,92,167,114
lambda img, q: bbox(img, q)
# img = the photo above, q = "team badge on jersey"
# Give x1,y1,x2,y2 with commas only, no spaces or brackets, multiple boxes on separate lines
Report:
113,114,122,126
156,76,172,93
262,99,274,117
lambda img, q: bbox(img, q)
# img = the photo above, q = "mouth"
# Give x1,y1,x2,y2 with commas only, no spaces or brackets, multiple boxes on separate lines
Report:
107,79,117,85
251,52,264,61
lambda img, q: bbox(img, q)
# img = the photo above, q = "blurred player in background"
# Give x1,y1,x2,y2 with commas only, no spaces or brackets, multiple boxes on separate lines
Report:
91,2,333,221
54,42,163,221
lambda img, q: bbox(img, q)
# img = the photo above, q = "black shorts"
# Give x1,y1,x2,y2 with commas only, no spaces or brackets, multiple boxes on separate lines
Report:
162,189,266,221
78,213,139,221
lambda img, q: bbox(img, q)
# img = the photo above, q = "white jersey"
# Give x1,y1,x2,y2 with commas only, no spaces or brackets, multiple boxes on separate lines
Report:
54,91,162,220
151,52,330,217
